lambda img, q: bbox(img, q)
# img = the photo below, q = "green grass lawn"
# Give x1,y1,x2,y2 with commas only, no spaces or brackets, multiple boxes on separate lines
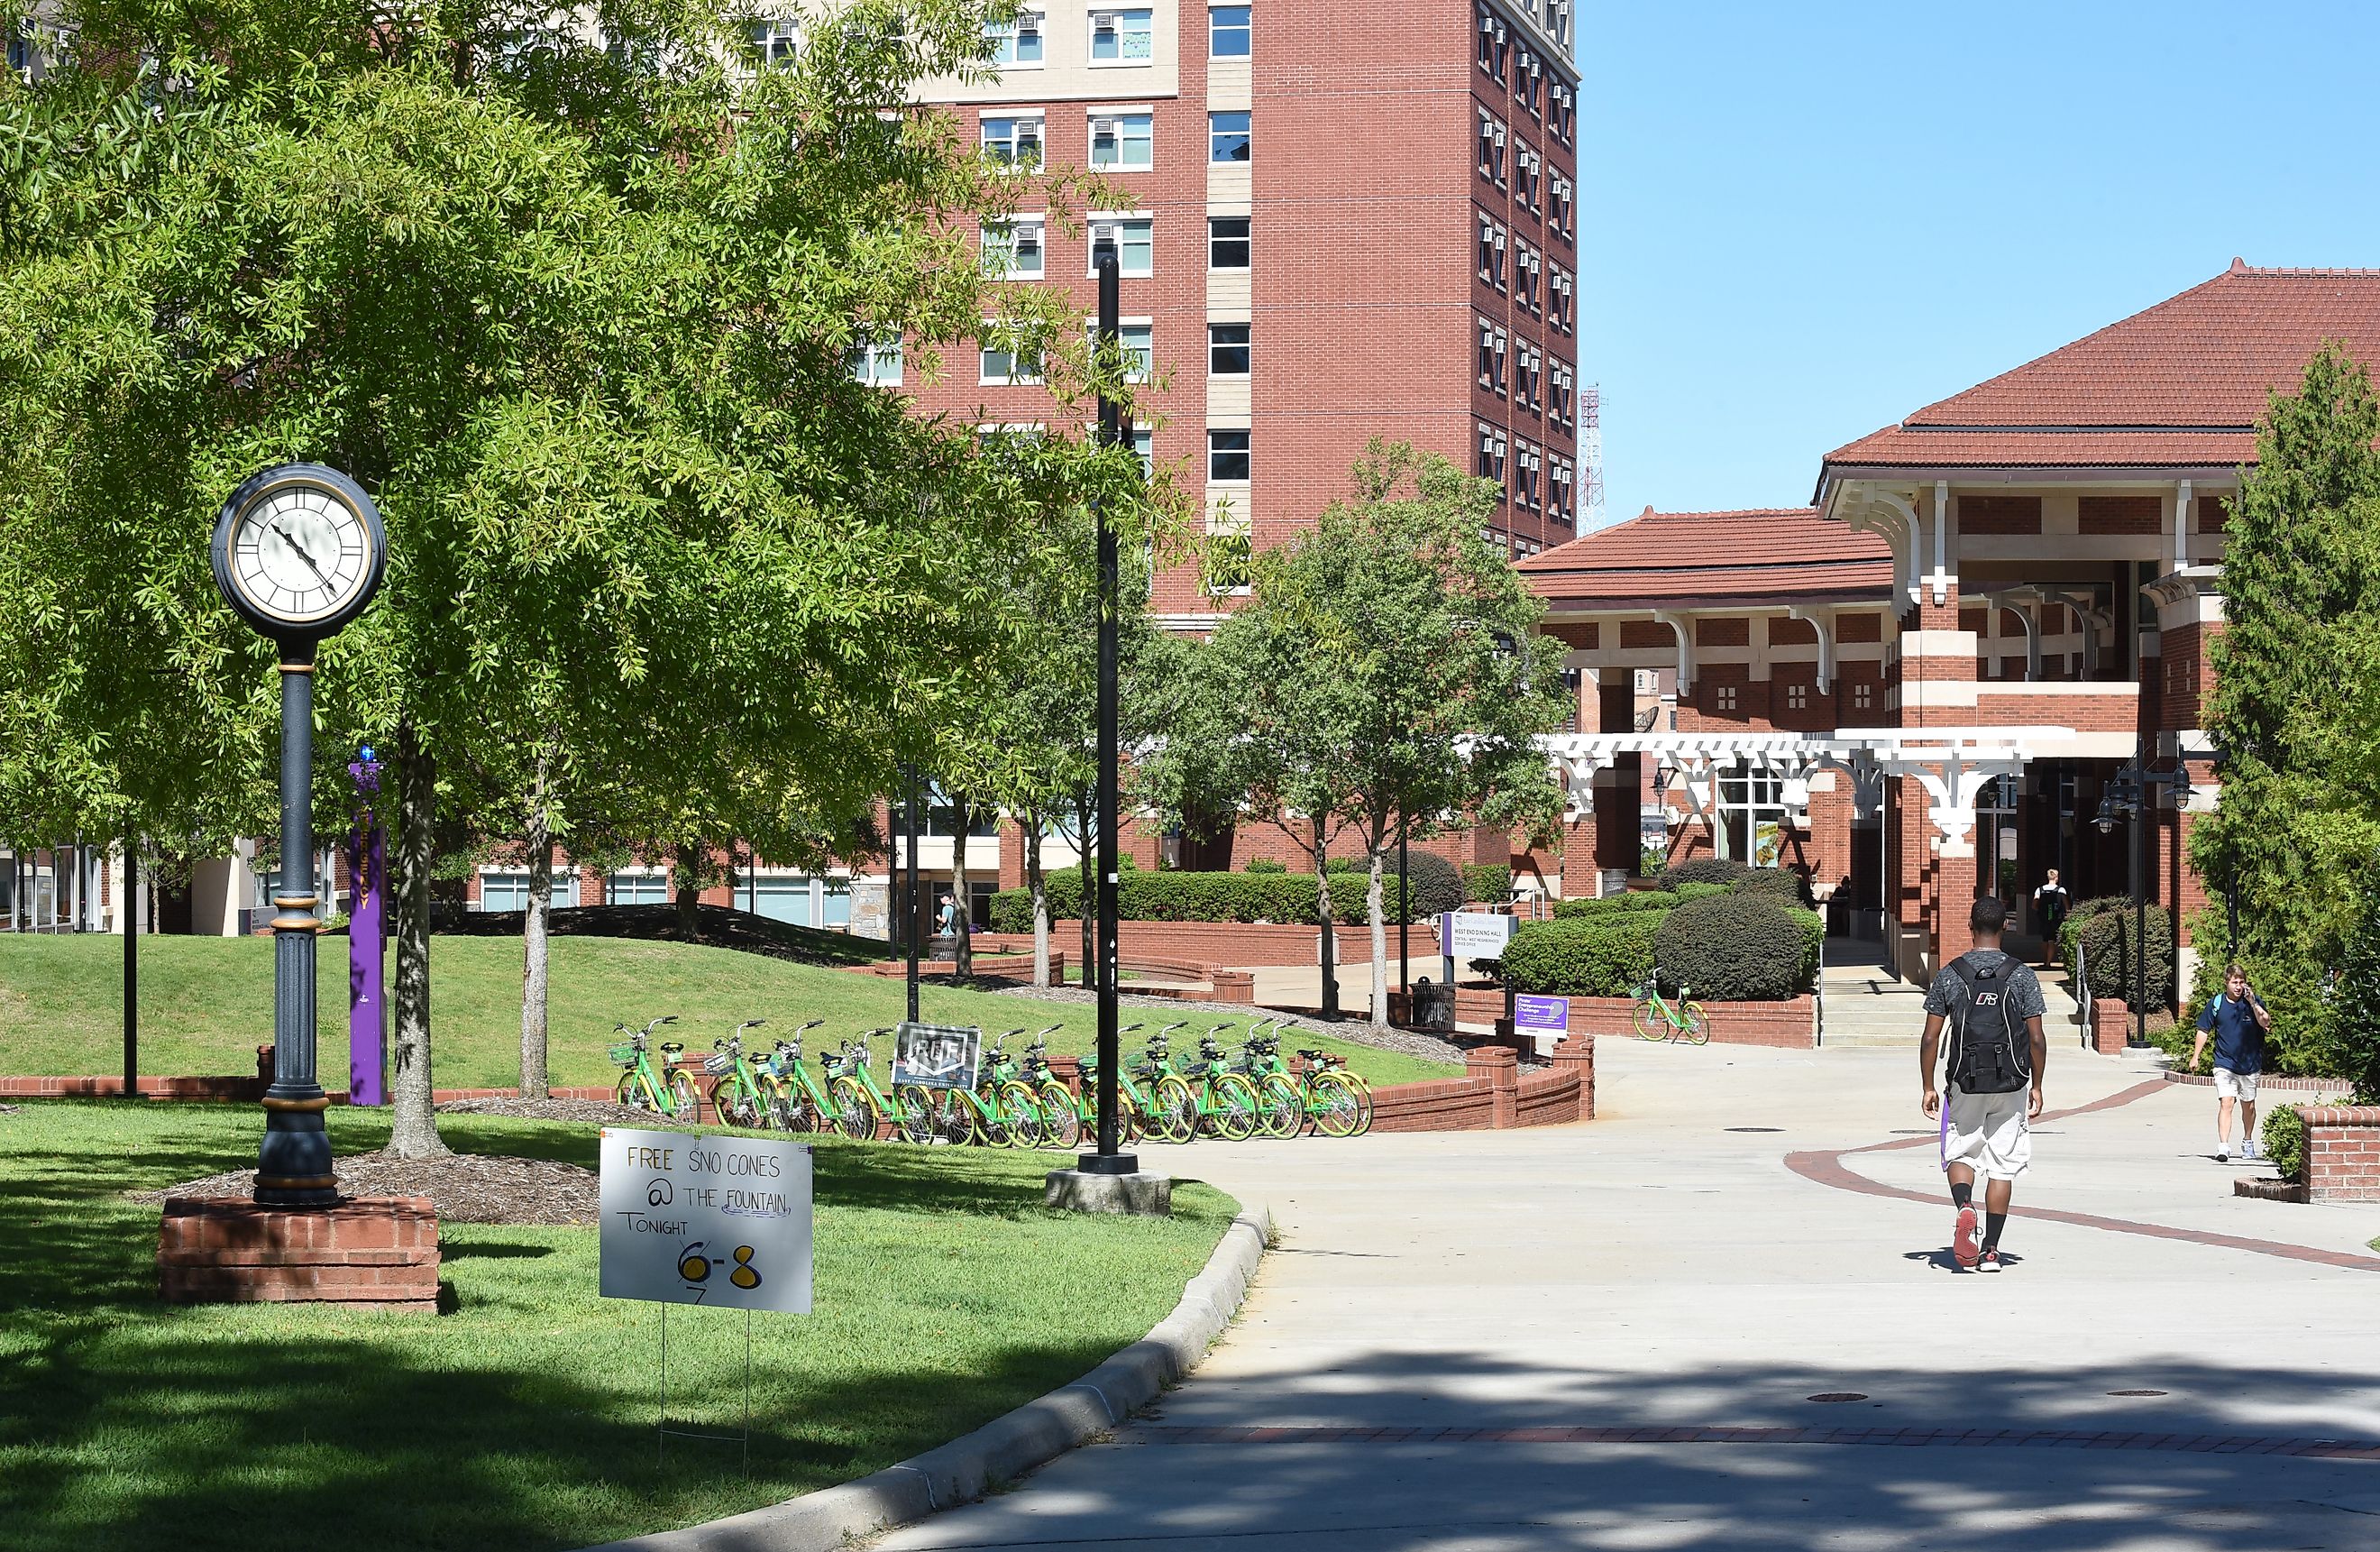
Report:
0,933,1457,1089
0,1100,1239,1552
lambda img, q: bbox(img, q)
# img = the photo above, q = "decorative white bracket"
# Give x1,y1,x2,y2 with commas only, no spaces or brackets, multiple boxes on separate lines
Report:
1652,610,1696,694
1787,605,1836,693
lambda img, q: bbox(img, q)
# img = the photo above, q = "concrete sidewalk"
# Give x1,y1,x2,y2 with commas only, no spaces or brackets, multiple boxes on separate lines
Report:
879,1039,2380,1550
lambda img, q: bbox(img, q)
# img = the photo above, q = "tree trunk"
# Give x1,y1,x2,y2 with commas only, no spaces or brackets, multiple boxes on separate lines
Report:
518,790,554,1100
673,841,702,937
1315,816,1340,1020
951,794,974,978
1026,813,1050,988
1367,842,1389,1033
388,725,447,1158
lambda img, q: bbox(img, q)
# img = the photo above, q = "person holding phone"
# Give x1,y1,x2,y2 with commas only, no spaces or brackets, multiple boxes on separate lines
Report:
2191,962,2274,1163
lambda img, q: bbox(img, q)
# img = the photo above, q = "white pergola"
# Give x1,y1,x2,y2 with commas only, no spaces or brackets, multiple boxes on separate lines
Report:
1538,725,2073,856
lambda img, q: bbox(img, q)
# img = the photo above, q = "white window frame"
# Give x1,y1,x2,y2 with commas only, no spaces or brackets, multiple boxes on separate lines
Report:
1086,317,1155,381
1716,684,1739,714
476,867,581,914
1207,427,1251,484
1087,7,1154,64
748,17,800,68
849,335,903,386
1086,213,1154,277
1208,109,1251,163
982,113,1045,170
985,7,1044,65
983,216,1045,280
1208,3,1251,57
1087,109,1155,170
979,323,1045,385
1208,215,1251,271
1208,320,1251,377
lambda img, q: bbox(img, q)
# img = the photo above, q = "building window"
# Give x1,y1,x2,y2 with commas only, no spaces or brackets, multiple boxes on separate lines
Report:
1087,216,1153,276
1476,423,1506,484
1786,681,1808,712
1208,215,1250,270
982,114,1044,170
1477,318,1506,392
1853,681,1873,712
606,870,671,906
893,785,1002,839
747,18,800,67
1209,4,1250,57
478,868,580,913
1088,112,1154,169
1088,7,1154,62
1477,217,1506,289
1516,142,1538,208
1118,321,1154,381
1476,7,1504,79
1208,322,1250,376
1515,243,1539,311
1718,769,1784,866
1130,425,1155,480
1208,428,1250,482
1715,684,1738,714
985,8,1043,64
848,336,903,386
1203,530,1253,595
981,216,1044,279
1478,111,1505,182
1209,109,1250,162
980,326,1044,384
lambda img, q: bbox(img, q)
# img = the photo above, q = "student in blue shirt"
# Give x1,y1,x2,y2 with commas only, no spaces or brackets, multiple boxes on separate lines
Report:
2191,962,2274,1164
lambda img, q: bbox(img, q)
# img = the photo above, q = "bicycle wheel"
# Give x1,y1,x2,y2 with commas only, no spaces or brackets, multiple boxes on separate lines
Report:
1205,1073,1262,1141
1633,999,1667,1042
1257,1074,1304,1139
669,1068,701,1120
828,1076,879,1141
1038,1080,1084,1150
1309,1071,1364,1137
1152,1075,1200,1143
615,1070,649,1112
998,1080,1047,1149
710,1078,762,1130
1343,1074,1377,1137
1680,1001,1712,1046
767,1079,817,1134
892,1084,940,1144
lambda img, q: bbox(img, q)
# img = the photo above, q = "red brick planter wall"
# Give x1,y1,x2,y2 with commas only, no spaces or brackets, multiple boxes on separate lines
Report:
1559,996,1816,1050
158,1195,440,1311
1366,1040,1589,1132
2299,1106,2380,1202
2093,998,2132,1054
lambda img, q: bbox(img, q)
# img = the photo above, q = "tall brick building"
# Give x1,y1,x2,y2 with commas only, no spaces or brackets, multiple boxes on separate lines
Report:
1521,261,2380,996
906,0,1583,624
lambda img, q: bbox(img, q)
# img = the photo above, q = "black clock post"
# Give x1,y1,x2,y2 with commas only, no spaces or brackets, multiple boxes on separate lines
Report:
207,464,389,1208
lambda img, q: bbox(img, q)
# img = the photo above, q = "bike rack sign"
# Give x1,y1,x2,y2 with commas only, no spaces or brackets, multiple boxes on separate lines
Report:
891,1021,982,1089
600,1128,813,1313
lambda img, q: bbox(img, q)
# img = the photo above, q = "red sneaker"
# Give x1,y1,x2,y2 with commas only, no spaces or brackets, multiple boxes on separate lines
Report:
1953,1205,1981,1270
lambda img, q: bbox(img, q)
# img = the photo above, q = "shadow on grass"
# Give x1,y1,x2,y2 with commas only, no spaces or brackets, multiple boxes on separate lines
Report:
0,1102,1228,1552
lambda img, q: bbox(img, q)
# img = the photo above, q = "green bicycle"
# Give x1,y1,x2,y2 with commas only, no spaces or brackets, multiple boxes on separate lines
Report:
704,1020,774,1129
826,1028,940,1143
760,1020,833,1133
1012,1025,1079,1149
1633,976,1710,1045
611,1015,699,1117
1289,1041,1372,1137
934,1031,1046,1148
1179,1025,1263,1141
1236,1020,1310,1139
1074,1023,1174,1143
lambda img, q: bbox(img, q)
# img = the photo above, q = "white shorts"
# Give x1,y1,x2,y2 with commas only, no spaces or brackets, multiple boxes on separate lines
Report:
1943,1087,2032,1180
2213,1067,2261,1102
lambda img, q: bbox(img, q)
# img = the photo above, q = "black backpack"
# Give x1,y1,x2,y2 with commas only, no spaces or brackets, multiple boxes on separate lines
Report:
1945,950,2028,1095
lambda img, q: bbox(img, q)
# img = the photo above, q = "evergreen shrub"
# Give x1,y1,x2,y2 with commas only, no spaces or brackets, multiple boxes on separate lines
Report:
2059,896,2175,1012
1553,890,1679,919
1660,857,1751,889
1500,913,1662,997
1462,863,1513,903
1653,893,1812,1001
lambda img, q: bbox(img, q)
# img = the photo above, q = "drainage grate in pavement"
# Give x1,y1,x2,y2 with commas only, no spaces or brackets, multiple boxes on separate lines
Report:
1805,1393,1870,1403
2107,1389,2170,1398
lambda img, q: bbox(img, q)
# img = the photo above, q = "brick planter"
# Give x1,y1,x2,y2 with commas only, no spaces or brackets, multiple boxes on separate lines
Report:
2299,1105,2380,1202
1558,995,1816,1049
2092,997,2133,1054
158,1195,440,1312
1366,1041,1587,1132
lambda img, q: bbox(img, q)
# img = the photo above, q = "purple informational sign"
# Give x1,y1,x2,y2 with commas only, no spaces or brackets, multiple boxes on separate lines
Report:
346,753,388,1106
1513,995,1570,1036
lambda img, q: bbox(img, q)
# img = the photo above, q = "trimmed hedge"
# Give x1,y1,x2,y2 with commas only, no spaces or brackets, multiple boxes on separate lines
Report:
1553,890,1680,919
1501,913,1662,998
989,867,1432,932
1329,850,1464,921
2060,895,2175,1011
1736,868,1815,908
1244,857,1287,874
1659,857,1751,889
1674,882,1733,903
1654,893,1813,1001
2261,1105,2308,1183
1461,862,1513,904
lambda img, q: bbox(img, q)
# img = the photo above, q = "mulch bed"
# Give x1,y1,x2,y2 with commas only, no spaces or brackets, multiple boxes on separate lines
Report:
134,1149,600,1226
437,1096,647,1125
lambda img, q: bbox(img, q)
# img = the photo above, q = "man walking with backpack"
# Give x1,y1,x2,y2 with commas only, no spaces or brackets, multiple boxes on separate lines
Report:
2190,963,2273,1163
1919,895,2049,1272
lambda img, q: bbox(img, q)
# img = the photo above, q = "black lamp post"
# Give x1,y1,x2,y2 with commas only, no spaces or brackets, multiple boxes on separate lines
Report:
2093,741,2189,1048
1081,243,1136,1177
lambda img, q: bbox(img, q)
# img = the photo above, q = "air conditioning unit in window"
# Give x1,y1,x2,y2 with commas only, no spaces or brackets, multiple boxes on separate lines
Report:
1090,116,1118,138
1478,12,1495,33
1092,12,1119,32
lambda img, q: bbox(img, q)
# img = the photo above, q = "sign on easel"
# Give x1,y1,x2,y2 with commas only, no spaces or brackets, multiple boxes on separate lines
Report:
599,1128,813,1313
891,1021,982,1089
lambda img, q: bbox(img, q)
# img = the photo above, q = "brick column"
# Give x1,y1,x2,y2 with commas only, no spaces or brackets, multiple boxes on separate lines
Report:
1550,1034,1595,1119
1465,1045,1519,1128
1935,841,1978,961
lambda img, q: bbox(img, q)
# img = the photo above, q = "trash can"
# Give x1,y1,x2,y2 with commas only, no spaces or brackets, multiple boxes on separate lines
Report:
1409,978,1457,1034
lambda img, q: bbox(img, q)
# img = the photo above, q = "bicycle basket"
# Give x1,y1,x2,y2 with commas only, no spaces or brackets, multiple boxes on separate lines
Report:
608,1043,638,1065
702,1053,735,1077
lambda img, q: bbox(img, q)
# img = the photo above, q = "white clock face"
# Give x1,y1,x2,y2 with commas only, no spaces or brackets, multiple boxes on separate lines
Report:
229,483,374,626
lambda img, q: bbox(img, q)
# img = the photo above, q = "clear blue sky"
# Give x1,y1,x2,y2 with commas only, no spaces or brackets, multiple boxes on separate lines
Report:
1580,1,2380,524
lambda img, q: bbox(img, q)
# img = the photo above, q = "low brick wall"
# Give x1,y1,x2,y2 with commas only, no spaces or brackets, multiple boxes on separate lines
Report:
1025,919,1396,969
158,1194,440,1311
1368,1040,1589,1132
2300,1105,2380,1203
2092,998,2132,1054
1557,996,1816,1050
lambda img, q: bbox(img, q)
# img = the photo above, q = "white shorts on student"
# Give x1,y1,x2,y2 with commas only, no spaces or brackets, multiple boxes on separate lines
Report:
2212,1067,2260,1102
1944,1086,2031,1180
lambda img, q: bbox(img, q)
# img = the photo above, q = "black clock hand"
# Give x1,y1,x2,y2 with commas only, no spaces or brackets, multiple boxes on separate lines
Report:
275,522,334,586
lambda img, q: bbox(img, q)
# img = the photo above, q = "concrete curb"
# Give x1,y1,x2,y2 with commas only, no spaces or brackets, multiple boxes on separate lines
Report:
580,1199,1272,1552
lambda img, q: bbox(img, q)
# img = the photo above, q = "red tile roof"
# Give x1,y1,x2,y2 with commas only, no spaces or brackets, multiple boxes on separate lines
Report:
1823,262,2380,475
1521,507,1892,611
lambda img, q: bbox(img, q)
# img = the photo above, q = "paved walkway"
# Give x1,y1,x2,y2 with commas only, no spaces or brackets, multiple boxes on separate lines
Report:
879,1041,2380,1550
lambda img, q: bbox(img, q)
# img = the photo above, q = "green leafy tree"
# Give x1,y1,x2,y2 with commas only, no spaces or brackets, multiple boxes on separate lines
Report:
0,0,1140,1151
1170,442,1570,1031
2192,343,2380,1070
2327,877,2380,1104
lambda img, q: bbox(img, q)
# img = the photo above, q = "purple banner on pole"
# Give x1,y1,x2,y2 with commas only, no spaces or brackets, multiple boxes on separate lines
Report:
347,757,387,1106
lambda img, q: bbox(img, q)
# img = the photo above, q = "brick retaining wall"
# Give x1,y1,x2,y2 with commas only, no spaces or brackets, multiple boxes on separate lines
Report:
158,1194,440,1311
1368,1039,1592,1132
1558,996,1817,1049
2299,1105,2380,1203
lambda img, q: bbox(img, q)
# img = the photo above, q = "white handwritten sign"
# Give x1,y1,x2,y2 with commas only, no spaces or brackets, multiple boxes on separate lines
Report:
599,1127,813,1313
